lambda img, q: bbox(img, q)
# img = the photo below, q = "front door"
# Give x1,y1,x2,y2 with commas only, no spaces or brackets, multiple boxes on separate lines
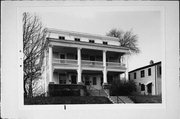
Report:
84,76,91,89
71,75,77,84
147,83,152,94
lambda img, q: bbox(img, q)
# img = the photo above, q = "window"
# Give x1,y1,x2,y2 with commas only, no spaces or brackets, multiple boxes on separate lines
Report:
148,68,151,76
134,72,136,79
93,77,97,85
59,36,65,40
74,38,80,41
141,84,145,91
159,66,161,75
141,70,145,78
60,54,65,59
103,41,108,45
89,40,95,43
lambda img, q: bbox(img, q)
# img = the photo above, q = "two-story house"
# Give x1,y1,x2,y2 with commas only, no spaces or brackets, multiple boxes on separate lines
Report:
128,61,161,95
41,28,130,96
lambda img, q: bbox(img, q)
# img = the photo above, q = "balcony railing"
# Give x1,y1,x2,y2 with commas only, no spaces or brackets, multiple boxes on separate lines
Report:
81,60,103,66
106,62,125,67
53,58,125,69
53,58,77,65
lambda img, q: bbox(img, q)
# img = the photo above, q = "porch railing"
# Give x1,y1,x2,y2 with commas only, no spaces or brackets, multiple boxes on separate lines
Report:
81,60,103,66
53,58,77,64
106,62,125,67
53,58,125,68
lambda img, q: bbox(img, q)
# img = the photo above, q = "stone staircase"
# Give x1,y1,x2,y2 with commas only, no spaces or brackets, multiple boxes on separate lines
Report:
87,88,134,104
87,89,107,97
109,96,134,104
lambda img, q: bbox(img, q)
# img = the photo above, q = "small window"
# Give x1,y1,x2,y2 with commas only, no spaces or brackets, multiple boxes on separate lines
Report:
93,77,97,85
103,41,108,45
134,72,136,79
89,40,95,43
74,38,80,41
59,36,65,40
159,66,161,75
141,70,145,78
141,84,145,91
148,68,151,76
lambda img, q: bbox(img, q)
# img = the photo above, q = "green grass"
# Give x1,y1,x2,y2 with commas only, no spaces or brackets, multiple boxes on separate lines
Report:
24,96,112,105
128,95,162,103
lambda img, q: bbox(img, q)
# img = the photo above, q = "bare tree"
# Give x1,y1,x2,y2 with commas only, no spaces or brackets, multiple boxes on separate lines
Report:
23,12,47,97
106,29,140,54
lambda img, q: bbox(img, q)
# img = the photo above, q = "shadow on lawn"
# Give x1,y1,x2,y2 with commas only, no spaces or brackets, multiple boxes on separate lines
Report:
128,95,162,103
24,96,113,105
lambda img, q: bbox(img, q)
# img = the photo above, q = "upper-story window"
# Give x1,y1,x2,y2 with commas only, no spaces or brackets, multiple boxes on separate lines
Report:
103,41,108,45
141,70,145,78
74,38,80,41
148,68,151,76
89,40,95,43
59,36,65,40
134,72,136,79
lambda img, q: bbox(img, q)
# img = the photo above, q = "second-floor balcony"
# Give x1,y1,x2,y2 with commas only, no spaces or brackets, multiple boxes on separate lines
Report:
53,58,126,71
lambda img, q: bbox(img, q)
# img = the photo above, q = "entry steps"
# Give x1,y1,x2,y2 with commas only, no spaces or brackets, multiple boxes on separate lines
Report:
87,89,107,97
88,89,134,104
109,96,134,104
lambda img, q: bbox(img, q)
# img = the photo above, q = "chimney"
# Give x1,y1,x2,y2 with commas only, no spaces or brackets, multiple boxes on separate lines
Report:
150,60,154,65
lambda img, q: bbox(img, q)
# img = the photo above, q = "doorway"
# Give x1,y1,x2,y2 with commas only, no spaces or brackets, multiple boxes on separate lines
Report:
147,83,152,94
71,75,77,84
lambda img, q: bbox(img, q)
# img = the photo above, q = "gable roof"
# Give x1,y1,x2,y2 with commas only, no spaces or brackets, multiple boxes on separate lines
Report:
46,28,119,42
129,61,161,73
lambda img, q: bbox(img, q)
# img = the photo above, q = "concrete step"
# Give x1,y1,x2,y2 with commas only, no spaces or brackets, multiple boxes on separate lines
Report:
118,96,134,103
88,89,107,97
109,96,134,104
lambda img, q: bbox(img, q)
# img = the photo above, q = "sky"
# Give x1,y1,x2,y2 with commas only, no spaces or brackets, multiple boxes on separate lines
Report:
36,7,162,71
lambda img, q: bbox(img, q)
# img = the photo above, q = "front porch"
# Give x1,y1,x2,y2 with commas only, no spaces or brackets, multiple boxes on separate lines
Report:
47,69,124,96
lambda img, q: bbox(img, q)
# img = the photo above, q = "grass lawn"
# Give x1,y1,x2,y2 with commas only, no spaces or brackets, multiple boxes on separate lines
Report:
24,96,112,105
128,95,162,103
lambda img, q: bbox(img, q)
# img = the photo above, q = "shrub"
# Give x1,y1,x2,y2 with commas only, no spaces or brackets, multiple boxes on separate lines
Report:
110,79,136,96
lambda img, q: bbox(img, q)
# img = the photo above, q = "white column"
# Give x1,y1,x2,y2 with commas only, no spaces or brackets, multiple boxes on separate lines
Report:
125,55,129,81
77,48,82,84
103,50,107,84
44,50,47,95
49,45,53,82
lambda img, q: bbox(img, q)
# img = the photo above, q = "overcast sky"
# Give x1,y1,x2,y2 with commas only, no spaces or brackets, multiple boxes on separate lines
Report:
36,7,162,71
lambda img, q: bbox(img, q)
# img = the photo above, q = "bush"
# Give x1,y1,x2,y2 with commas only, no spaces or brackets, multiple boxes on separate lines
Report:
110,79,136,96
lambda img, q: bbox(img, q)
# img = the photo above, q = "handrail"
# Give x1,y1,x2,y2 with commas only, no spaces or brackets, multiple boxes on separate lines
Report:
117,96,126,104
53,58,77,64
107,62,125,67
53,58,77,62
81,60,103,64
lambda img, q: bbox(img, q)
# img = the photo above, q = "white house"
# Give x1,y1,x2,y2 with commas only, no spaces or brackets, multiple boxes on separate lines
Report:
128,61,161,95
41,28,130,96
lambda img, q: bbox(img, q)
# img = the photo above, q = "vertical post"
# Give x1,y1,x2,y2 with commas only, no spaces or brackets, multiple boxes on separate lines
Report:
49,45,53,82
44,49,47,95
103,50,107,84
124,55,129,81
77,48,82,84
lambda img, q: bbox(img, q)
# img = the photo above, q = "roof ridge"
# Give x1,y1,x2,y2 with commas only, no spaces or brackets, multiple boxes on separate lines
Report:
129,61,161,73
46,27,119,41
